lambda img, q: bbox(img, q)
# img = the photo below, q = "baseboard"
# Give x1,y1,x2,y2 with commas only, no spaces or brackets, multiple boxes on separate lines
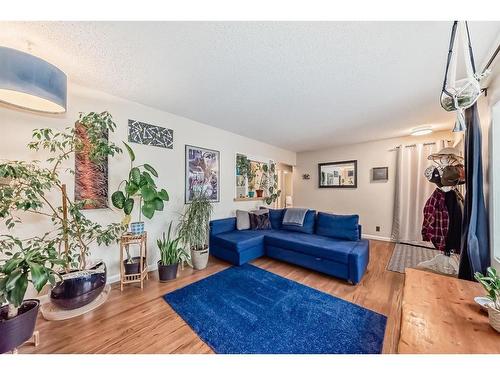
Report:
362,234,394,242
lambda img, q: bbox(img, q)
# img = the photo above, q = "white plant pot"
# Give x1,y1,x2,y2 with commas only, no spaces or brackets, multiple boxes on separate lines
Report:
191,247,209,270
487,305,500,333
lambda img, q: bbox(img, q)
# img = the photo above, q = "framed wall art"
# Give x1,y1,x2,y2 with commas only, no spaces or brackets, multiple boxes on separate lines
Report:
185,145,220,203
318,160,357,188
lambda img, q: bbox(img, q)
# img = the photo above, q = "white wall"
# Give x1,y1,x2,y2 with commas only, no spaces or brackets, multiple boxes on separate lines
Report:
0,83,296,284
292,130,455,240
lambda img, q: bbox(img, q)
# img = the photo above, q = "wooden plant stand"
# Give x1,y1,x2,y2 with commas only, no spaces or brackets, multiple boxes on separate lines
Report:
119,232,148,291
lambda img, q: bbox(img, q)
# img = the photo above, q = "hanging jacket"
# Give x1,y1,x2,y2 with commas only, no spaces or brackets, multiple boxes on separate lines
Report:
422,188,449,251
444,190,463,254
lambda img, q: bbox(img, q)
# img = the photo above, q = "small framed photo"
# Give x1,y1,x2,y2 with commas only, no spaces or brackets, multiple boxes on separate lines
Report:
372,167,388,181
318,160,357,188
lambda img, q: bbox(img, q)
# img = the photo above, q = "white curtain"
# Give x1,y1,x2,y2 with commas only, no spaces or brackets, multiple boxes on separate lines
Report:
391,140,451,246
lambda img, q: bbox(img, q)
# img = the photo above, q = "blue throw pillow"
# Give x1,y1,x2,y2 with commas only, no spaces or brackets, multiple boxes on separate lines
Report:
281,209,316,234
267,208,285,230
315,212,359,241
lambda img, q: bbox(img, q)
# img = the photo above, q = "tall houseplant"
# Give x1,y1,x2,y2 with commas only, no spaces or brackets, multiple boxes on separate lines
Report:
0,111,125,310
156,222,189,281
177,191,214,270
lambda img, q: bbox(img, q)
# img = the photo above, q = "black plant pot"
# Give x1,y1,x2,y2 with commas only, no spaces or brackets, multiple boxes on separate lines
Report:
0,299,39,354
157,261,178,282
50,260,107,310
123,256,146,275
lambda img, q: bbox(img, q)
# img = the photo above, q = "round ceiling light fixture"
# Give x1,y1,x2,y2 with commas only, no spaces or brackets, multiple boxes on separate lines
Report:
0,46,67,114
411,126,433,136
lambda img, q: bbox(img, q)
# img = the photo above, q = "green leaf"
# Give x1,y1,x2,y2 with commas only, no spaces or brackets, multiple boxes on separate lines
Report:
143,164,158,177
142,201,155,219
124,198,134,215
9,273,28,307
141,186,156,202
30,263,48,292
6,269,22,291
122,142,135,162
158,189,169,201
130,167,141,185
111,191,125,209
153,197,164,211
125,181,139,196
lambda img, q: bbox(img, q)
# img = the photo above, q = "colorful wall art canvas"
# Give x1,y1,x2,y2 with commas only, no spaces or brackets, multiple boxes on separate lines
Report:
75,122,109,209
128,119,173,149
185,145,220,203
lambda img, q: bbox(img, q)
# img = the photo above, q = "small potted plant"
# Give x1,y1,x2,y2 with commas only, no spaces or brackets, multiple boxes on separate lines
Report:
178,190,214,270
0,235,64,353
111,143,169,274
475,267,500,333
156,222,189,282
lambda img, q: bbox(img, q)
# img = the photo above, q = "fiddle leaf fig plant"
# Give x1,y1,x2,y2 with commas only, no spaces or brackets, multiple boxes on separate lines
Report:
111,142,169,223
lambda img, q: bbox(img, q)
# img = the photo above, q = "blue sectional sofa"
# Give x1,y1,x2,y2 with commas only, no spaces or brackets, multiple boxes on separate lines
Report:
209,209,370,284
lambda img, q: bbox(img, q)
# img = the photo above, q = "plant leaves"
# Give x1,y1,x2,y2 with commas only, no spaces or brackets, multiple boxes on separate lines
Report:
123,198,134,215
122,142,135,162
130,167,141,185
142,201,155,219
143,164,158,178
111,191,125,209
153,197,164,211
141,186,157,202
30,263,48,292
125,181,139,196
158,189,169,201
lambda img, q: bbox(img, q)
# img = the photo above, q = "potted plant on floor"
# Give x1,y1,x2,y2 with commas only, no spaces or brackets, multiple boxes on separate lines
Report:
178,190,214,270
111,142,169,274
475,267,500,333
0,235,64,353
0,112,126,310
156,222,189,282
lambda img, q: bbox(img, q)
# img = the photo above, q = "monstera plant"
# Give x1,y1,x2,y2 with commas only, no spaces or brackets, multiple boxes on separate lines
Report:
111,142,169,258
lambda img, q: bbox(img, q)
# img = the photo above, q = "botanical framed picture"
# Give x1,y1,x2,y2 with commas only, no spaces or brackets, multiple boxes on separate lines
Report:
372,167,389,181
185,145,220,203
318,160,357,188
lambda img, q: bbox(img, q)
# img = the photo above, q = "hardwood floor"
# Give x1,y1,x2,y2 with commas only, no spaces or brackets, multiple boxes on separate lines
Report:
20,240,404,354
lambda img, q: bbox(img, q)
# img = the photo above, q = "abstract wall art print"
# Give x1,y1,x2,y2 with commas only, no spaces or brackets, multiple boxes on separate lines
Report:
128,119,173,149
185,145,220,203
74,122,109,209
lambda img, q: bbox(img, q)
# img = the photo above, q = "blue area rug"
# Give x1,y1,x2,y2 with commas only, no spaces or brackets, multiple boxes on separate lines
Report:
164,264,387,354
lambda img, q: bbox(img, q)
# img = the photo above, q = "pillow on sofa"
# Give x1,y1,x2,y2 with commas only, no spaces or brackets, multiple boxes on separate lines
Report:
281,209,316,234
260,207,285,230
315,212,359,241
249,209,271,230
236,210,250,230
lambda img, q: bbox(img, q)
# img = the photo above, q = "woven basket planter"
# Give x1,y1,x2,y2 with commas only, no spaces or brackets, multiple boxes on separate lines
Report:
487,305,500,333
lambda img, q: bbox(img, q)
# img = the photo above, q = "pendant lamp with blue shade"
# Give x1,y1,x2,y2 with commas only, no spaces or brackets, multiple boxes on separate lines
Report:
0,46,67,114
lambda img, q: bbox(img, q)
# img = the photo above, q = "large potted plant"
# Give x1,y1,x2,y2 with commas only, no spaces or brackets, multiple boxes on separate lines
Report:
156,222,189,282
178,191,214,270
111,142,169,274
475,267,500,333
0,112,125,310
0,235,64,353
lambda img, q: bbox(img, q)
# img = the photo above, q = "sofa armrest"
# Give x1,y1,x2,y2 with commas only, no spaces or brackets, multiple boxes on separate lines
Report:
348,239,369,284
210,218,237,236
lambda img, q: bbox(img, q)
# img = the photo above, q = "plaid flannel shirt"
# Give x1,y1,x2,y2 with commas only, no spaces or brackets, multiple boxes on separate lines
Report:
421,188,449,251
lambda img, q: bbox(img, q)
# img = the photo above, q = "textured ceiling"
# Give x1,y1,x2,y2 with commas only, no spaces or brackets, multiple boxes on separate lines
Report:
1,21,499,151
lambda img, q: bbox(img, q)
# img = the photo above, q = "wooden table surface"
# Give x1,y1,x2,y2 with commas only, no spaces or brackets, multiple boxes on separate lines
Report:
398,268,500,354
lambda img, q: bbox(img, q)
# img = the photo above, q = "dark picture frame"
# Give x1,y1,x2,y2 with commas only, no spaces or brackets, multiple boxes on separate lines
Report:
185,145,220,203
372,167,389,181
318,160,357,188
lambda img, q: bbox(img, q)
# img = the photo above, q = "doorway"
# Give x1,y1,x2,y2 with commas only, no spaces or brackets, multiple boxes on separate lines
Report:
277,163,293,208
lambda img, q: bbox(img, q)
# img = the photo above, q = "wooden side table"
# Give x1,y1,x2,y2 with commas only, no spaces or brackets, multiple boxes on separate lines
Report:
119,232,148,291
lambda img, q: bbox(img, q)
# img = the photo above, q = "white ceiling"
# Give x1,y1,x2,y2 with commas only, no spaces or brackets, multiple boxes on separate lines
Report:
1,21,499,151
